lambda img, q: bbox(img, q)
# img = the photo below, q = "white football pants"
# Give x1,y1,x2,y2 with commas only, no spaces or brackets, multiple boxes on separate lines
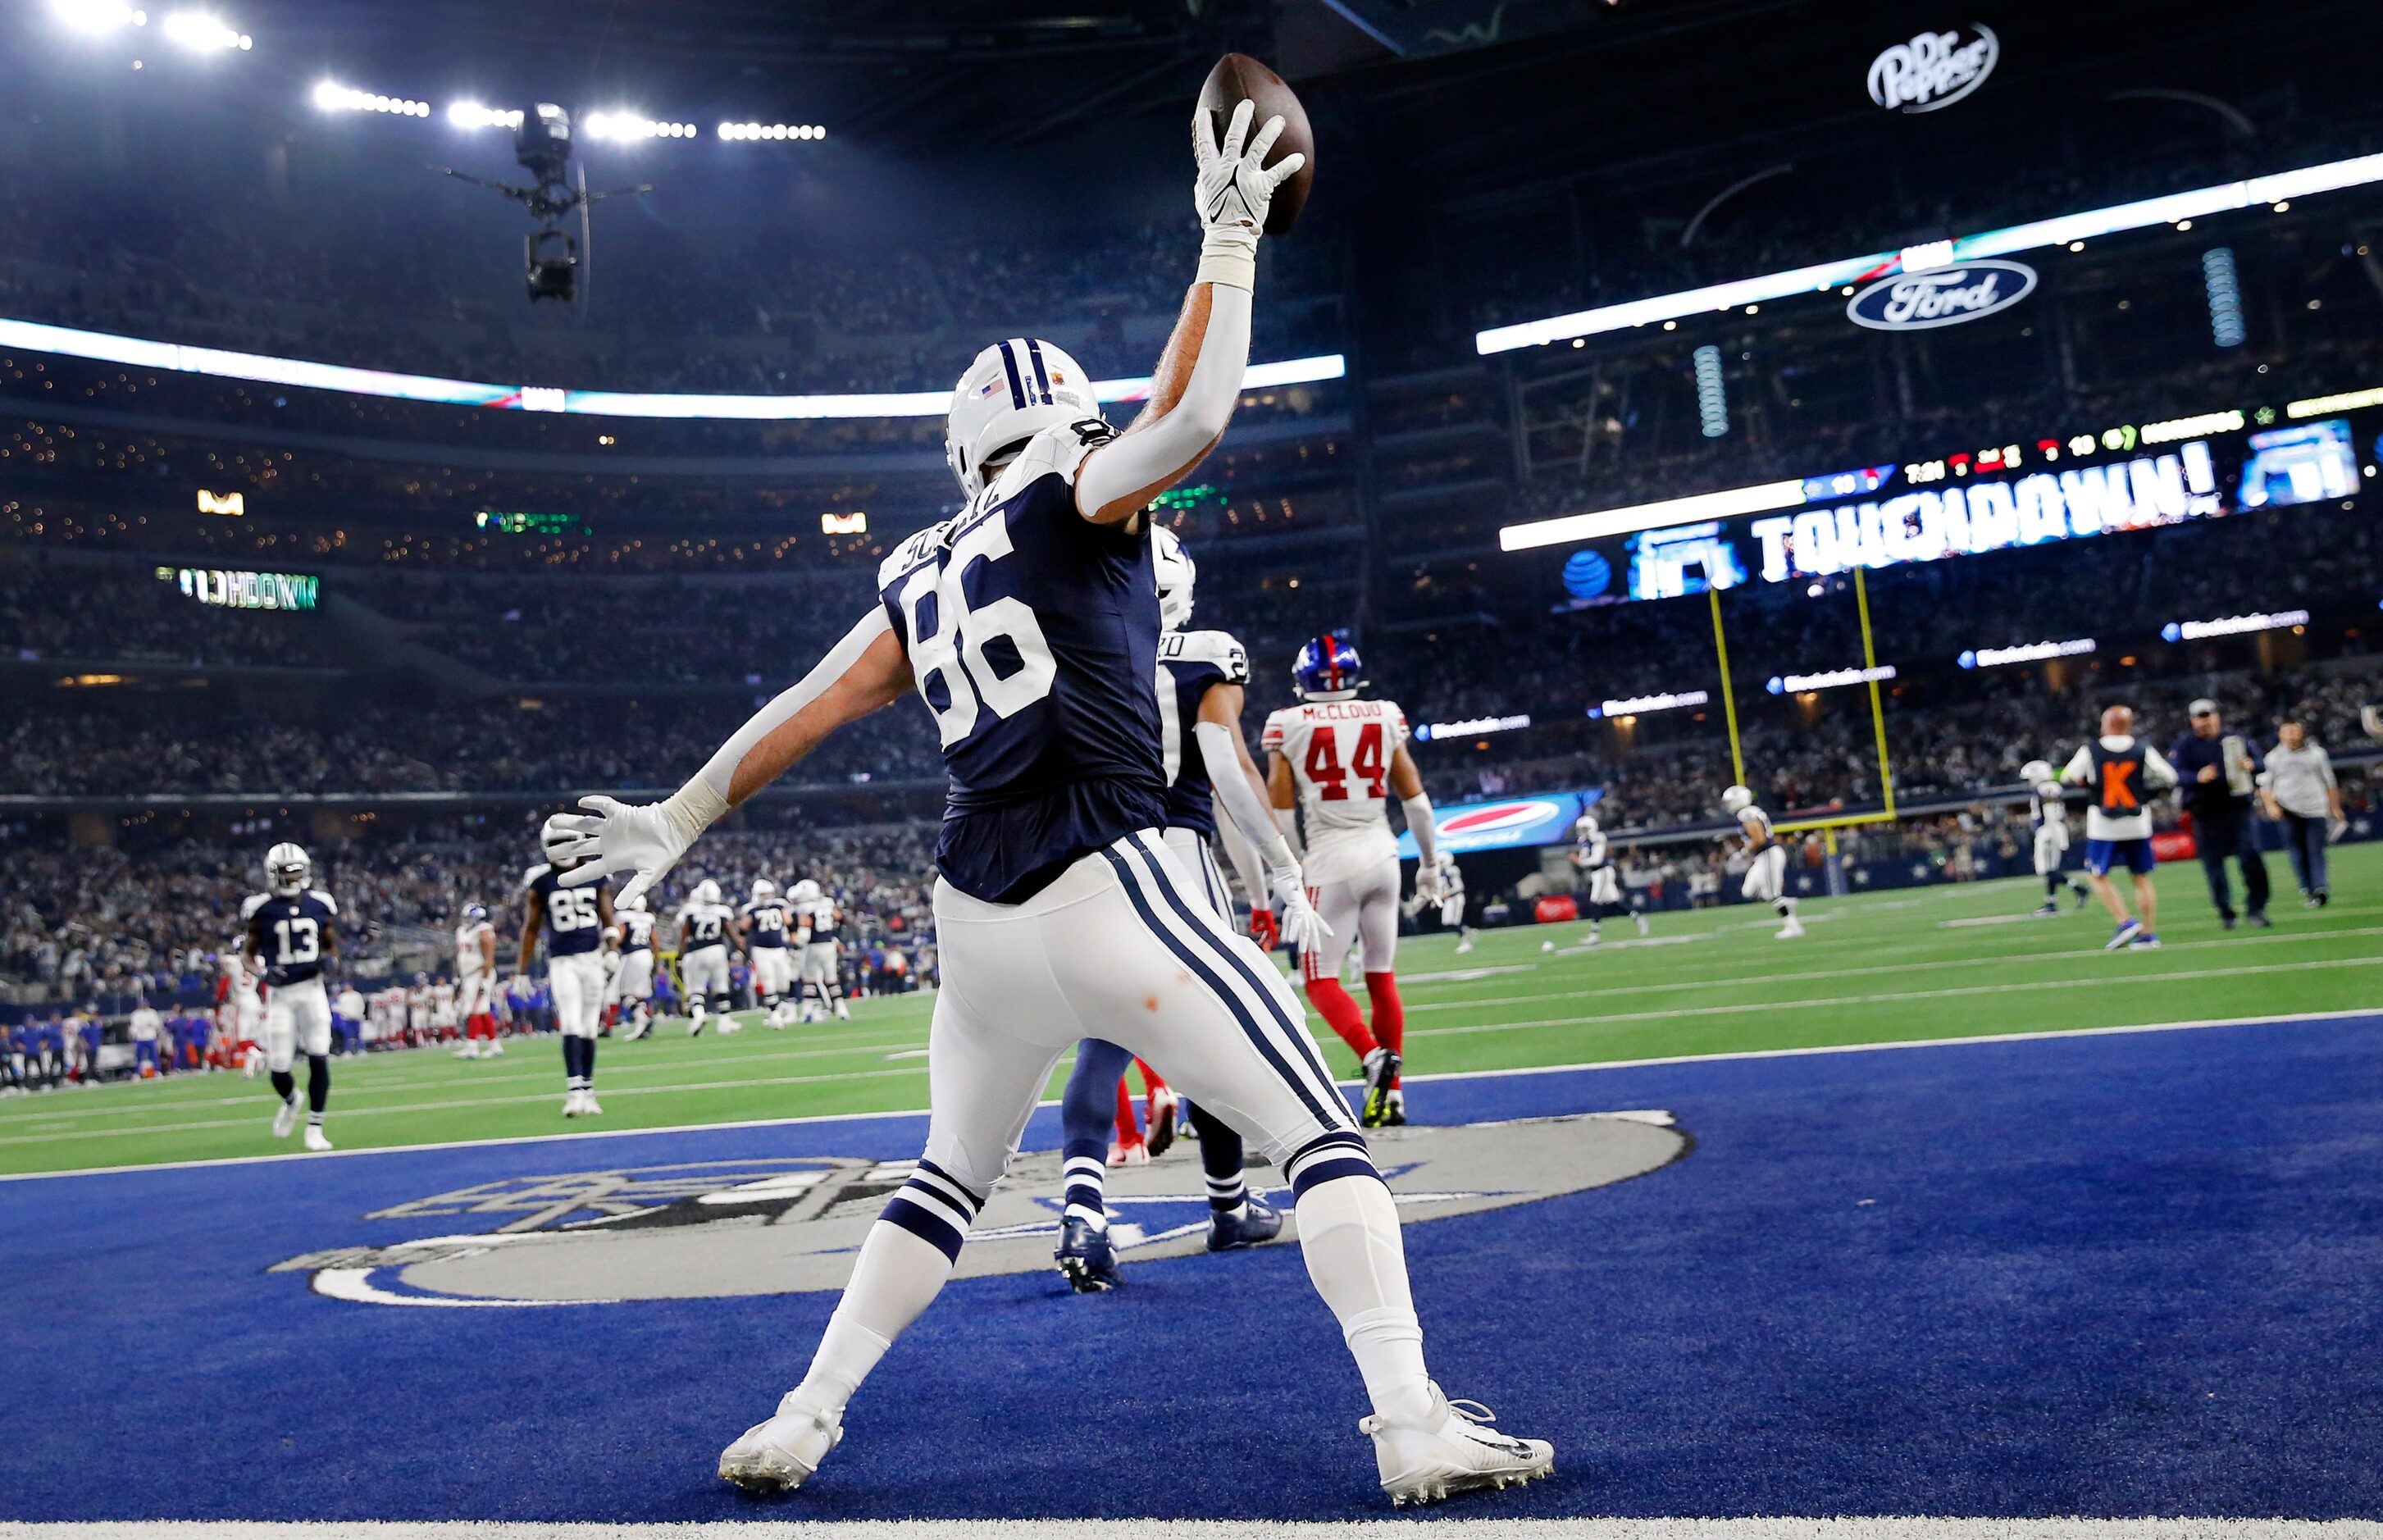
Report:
1742,845,1789,904
610,950,654,1005
914,830,1362,1218
1303,855,1401,982
2033,822,2071,877
681,945,731,1001
549,952,607,1040
262,977,332,1072
751,947,794,1000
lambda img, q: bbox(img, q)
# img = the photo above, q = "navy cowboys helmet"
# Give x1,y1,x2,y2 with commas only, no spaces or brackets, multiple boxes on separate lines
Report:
265,841,310,898
945,338,1103,499
1153,525,1197,633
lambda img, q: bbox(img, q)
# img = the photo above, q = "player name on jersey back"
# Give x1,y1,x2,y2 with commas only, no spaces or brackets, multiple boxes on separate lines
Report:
1264,697,1410,886
1158,628,1250,837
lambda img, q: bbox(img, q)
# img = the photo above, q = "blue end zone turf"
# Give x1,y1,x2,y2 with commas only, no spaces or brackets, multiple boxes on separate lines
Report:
4,1015,2381,1520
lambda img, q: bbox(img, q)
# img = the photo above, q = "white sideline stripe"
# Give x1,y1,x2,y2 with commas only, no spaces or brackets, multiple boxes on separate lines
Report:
1406,957,2383,1041
7,1005,2377,1185
1399,1005,2383,1085
2,1519,2379,1538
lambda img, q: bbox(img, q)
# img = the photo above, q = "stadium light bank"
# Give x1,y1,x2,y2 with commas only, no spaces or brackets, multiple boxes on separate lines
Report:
1476,150,2383,355
0,317,1342,421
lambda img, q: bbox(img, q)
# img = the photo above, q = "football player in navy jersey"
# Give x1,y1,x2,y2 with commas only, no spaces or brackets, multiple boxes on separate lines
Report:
1051,525,1327,1289
242,842,339,1150
605,891,659,1040
521,821,614,1117
552,99,1551,1507
676,878,737,1035
738,879,797,1028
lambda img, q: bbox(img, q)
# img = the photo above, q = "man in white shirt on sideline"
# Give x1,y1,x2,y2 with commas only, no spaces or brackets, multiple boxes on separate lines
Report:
2059,704,2180,951
127,997,163,1078
2260,715,2346,908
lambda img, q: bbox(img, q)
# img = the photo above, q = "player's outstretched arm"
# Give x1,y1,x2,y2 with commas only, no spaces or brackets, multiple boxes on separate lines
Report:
548,612,912,902
1388,744,1443,897
1196,686,1328,953
1073,99,1303,526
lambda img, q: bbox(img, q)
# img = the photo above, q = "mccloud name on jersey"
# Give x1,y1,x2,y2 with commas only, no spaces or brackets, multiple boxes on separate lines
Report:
271,1112,1688,1307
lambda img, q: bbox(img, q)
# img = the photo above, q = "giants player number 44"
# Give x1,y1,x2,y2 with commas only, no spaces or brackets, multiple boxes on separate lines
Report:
1263,634,1443,1128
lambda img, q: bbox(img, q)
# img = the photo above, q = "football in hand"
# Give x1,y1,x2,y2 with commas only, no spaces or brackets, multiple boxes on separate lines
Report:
1196,52,1314,235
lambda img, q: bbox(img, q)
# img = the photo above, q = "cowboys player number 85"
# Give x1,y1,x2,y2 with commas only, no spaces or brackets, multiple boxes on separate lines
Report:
550,93,1550,1506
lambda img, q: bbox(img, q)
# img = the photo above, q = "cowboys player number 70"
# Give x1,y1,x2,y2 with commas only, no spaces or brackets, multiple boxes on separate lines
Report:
548,95,1551,1506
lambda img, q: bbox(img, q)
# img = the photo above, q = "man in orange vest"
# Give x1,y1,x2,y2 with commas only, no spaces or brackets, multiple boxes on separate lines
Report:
2058,704,2180,950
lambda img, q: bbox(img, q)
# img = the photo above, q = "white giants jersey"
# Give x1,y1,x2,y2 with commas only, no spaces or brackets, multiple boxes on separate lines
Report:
455,919,494,980
1262,696,1410,886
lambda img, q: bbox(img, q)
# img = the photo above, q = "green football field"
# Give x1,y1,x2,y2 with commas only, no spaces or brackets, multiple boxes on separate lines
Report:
4,845,2376,1178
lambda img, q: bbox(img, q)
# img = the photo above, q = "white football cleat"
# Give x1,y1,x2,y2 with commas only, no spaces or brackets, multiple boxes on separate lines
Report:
271,1096,300,1139
303,1123,334,1152
1776,919,1805,940
453,1042,481,1059
1361,1384,1553,1507
563,1091,584,1118
580,1091,601,1115
718,1393,843,1493
485,1040,505,1057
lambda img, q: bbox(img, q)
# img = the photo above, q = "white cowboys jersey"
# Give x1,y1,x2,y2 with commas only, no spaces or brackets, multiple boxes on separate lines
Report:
1735,803,1776,847
455,918,494,979
1576,829,1612,870
2030,783,2071,830
1261,696,1410,886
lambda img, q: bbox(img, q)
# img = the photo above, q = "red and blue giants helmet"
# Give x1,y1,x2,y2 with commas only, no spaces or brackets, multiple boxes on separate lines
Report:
1292,633,1365,701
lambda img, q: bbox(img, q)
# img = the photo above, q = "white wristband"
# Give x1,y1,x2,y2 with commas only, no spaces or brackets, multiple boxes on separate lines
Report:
663,776,727,845
1196,226,1259,291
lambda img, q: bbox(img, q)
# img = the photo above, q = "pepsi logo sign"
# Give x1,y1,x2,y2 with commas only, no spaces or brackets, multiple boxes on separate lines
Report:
1847,260,2036,331
1867,25,1998,114
1437,800,1562,839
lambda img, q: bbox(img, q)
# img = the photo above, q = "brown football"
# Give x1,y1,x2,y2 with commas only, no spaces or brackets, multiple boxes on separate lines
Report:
1196,52,1314,235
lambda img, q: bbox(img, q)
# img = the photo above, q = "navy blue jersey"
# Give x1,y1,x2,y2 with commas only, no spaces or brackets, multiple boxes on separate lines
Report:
740,899,792,949
243,889,337,987
677,900,735,952
878,422,1166,903
1156,629,1250,838
524,863,608,957
617,909,656,954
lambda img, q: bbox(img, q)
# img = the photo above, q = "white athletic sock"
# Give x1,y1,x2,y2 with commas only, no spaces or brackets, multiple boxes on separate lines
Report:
1295,1173,1433,1426
788,1220,954,1415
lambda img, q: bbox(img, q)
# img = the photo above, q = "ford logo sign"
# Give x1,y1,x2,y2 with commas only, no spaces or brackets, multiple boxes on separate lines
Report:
1867,25,1998,113
1847,260,2037,331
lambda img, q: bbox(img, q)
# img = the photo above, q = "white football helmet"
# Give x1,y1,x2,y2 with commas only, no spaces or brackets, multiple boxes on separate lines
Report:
1720,786,1754,815
464,903,488,924
265,841,310,898
791,878,822,903
1153,525,1197,633
540,814,581,868
945,337,1104,499
691,878,722,906
1575,814,1600,839
618,891,647,913
1433,850,1459,874
752,878,778,903
2020,759,2055,786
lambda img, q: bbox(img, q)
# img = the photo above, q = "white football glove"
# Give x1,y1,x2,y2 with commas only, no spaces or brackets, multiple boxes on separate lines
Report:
1414,863,1448,907
1266,862,1330,958
1193,98,1303,289
545,786,721,906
